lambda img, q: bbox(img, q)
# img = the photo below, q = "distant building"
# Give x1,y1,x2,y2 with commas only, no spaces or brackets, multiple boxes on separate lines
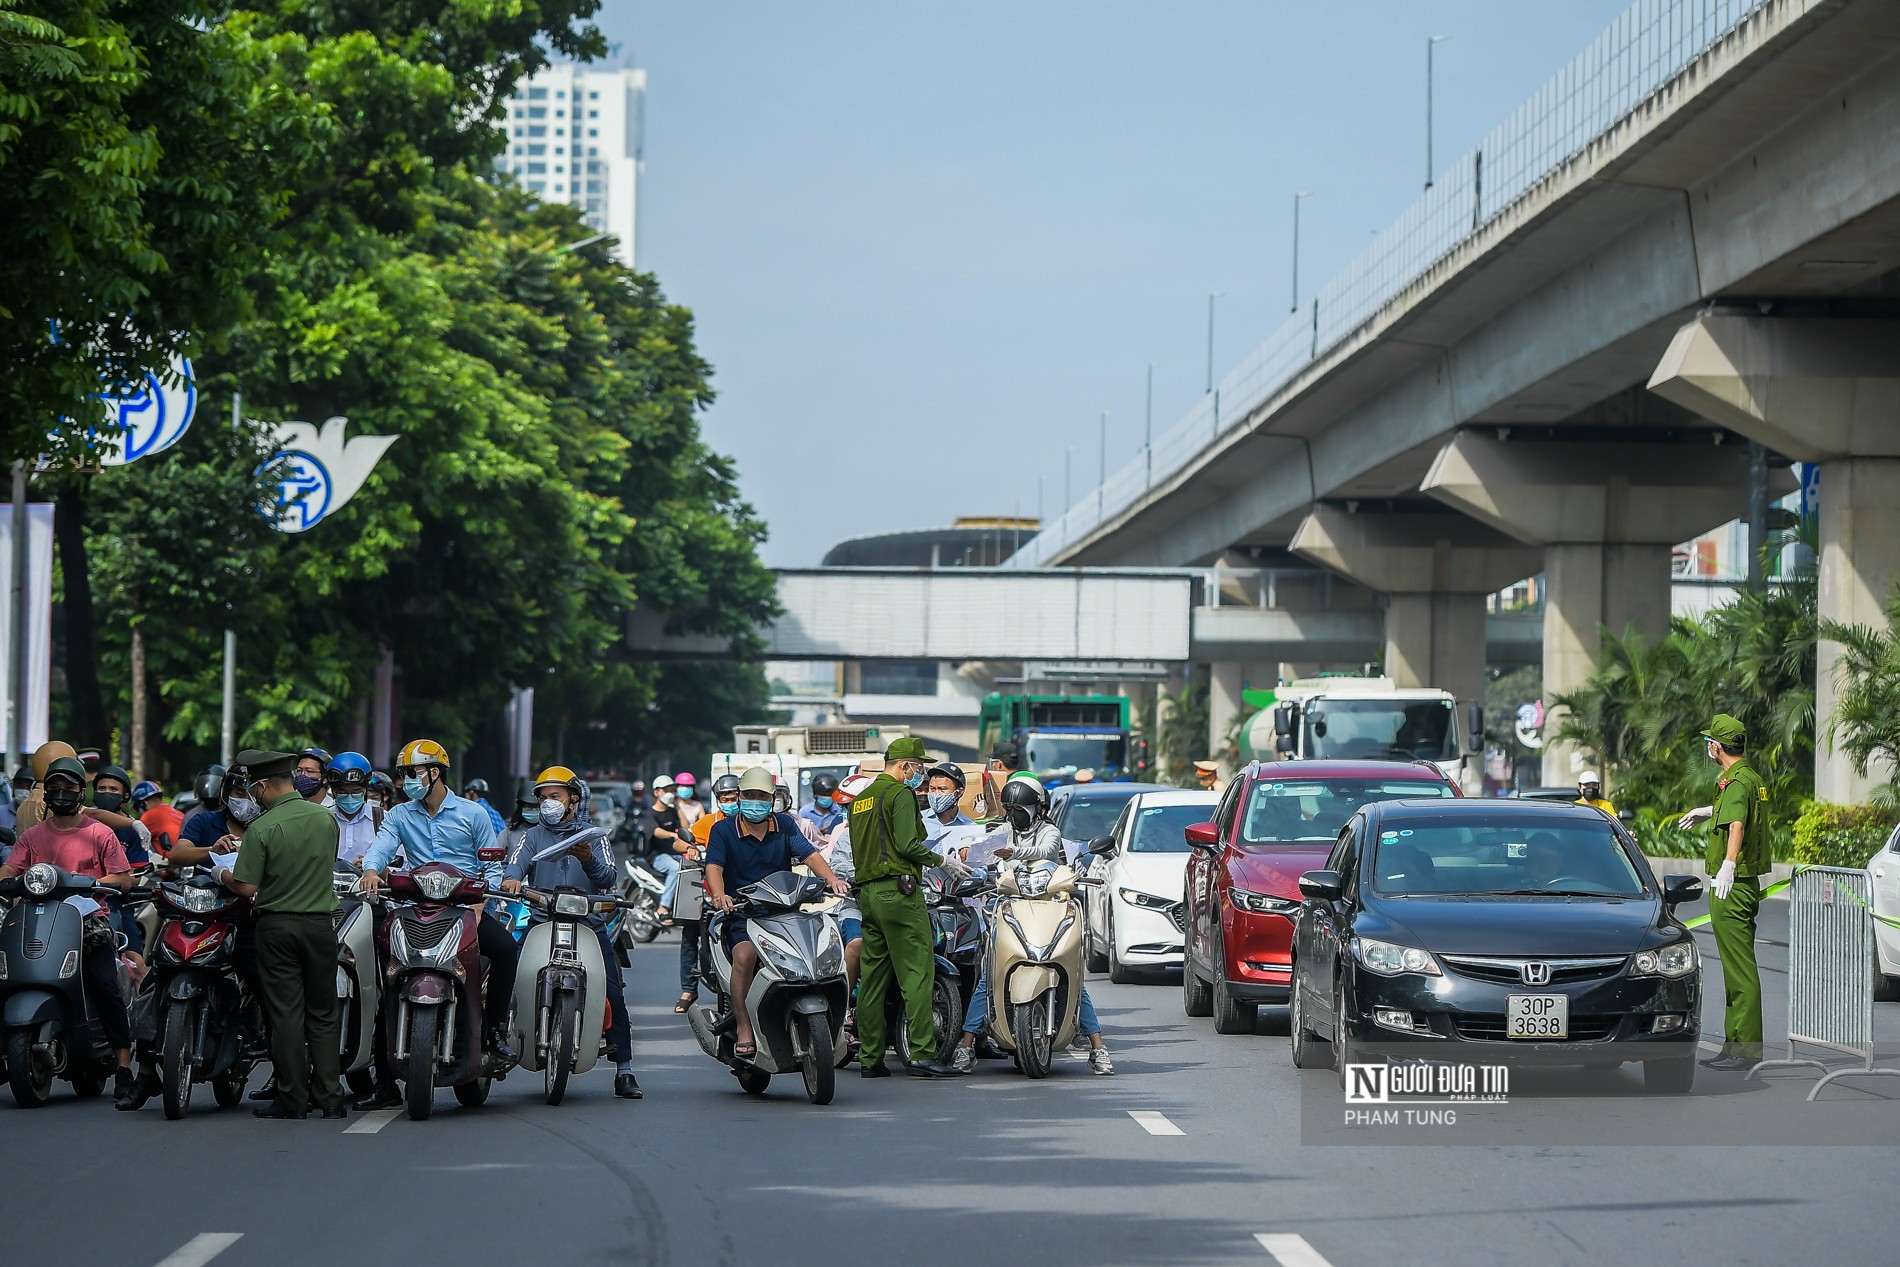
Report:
501,63,645,266
820,516,1038,568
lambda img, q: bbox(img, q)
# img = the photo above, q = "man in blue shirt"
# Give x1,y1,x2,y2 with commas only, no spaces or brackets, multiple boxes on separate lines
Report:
797,773,844,839
358,739,519,1067
704,768,850,1061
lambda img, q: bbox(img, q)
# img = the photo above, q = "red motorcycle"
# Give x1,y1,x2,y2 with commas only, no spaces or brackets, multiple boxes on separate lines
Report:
149,867,262,1119
380,861,504,1120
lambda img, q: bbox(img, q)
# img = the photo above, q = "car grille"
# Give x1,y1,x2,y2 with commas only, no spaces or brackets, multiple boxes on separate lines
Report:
1452,1014,1620,1042
399,915,458,951
1440,954,1627,986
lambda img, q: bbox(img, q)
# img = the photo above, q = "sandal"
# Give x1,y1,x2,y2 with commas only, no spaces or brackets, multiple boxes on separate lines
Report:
657,907,673,927
674,994,696,1014
733,1040,757,1061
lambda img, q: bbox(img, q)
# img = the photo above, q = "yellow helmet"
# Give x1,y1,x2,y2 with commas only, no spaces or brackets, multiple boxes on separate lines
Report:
396,739,449,772
534,765,581,794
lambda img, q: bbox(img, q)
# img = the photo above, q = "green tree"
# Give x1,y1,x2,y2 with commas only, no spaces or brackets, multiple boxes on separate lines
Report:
1821,581,1900,813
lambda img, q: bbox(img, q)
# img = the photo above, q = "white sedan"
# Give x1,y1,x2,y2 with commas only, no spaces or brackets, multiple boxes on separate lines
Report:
1866,821,1900,999
1081,788,1218,984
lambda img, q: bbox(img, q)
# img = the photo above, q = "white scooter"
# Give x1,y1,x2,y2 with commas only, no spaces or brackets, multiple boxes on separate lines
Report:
977,860,1091,1079
506,885,642,1105
685,870,850,1105
333,863,381,1096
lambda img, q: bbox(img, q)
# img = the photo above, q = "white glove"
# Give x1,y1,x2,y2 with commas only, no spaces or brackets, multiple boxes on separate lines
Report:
1676,805,1713,831
1710,858,1736,901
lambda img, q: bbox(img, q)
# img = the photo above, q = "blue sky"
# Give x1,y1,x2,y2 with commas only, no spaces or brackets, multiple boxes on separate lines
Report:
602,1,1637,565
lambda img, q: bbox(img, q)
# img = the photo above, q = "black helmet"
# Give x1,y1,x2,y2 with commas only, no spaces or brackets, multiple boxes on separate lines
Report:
94,764,132,792
195,764,228,810
925,762,965,791
464,777,491,798
811,773,840,798
711,773,741,798
999,777,1046,832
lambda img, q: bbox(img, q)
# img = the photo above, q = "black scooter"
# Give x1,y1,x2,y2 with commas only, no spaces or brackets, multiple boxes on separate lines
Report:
0,864,140,1107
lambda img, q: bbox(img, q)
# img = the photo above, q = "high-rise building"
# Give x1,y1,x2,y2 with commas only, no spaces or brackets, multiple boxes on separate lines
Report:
501,62,645,265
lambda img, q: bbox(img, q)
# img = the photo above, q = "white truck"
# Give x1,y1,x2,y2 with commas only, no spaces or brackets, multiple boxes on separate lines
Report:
722,724,914,806
1239,676,1484,794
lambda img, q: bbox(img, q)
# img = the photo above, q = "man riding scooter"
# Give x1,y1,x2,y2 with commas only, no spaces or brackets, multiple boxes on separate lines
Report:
500,766,642,1100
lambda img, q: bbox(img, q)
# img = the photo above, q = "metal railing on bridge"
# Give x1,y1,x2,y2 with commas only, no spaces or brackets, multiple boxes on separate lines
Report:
1013,0,1780,568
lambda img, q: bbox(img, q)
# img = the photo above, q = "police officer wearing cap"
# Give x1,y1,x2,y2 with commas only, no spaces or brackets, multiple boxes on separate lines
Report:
849,736,963,1078
1677,714,1770,1071
213,750,346,1119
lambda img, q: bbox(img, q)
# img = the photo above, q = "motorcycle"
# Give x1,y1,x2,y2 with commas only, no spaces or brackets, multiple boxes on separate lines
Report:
149,866,263,1118
974,860,1091,1079
507,885,642,1105
617,855,665,946
685,870,850,1105
333,863,382,1097
379,861,510,1120
0,864,141,1107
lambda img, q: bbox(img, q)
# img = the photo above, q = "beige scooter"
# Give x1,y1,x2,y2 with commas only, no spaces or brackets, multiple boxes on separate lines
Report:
979,860,1093,1078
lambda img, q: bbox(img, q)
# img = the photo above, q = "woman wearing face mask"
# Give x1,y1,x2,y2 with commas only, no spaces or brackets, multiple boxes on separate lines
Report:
674,772,703,829
324,751,382,868
499,766,642,1099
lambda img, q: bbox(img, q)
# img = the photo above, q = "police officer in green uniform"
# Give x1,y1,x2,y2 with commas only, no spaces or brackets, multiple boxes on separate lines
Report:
850,737,962,1078
1680,715,1770,1071
213,750,345,1118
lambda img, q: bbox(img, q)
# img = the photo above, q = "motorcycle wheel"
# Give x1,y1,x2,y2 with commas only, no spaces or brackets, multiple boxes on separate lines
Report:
545,994,577,1107
798,1014,835,1106
6,1030,51,1108
454,1074,491,1108
895,976,962,1067
628,893,662,945
736,1065,771,1096
161,997,197,1120
70,1071,107,1099
405,1008,439,1121
1012,1002,1052,1079
213,1069,247,1108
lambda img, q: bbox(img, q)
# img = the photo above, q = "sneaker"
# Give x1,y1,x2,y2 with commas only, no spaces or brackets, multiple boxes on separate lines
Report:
948,1044,976,1074
1088,1046,1115,1076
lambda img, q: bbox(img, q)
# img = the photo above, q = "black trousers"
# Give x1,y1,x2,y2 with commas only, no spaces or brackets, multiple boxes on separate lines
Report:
81,940,132,1051
476,911,518,1032
255,911,343,1114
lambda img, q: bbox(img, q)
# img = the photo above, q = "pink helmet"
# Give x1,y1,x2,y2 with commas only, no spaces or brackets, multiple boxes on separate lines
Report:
675,772,696,786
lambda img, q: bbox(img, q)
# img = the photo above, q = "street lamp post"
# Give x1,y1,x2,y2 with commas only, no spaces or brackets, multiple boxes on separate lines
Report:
1291,191,1311,313
1205,292,1224,394
1144,362,1155,489
1427,35,1450,190
1098,411,1107,517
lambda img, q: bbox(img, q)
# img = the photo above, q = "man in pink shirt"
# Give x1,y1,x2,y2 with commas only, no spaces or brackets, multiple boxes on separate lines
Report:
1,755,138,1104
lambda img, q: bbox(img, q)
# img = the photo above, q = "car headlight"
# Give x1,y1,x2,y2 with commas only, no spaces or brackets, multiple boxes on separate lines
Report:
1230,888,1300,915
1118,887,1173,909
416,871,457,901
1631,940,1697,979
1354,937,1441,977
22,863,56,897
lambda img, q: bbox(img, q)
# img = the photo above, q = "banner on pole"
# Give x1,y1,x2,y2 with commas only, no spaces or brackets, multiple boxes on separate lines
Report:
0,505,56,752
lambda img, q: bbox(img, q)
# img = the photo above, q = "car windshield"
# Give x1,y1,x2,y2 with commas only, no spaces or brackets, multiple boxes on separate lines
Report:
1059,790,1142,841
1023,734,1126,779
1369,816,1647,897
1242,780,1455,845
1128,803,1213,853
1304,699,1456,761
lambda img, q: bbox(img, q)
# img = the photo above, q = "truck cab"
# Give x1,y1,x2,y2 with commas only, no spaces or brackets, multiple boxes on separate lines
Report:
1239,676,1483,795
978,694,1138,785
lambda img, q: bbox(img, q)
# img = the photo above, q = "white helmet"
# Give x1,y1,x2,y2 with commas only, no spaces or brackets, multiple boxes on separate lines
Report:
1578,771,1601,786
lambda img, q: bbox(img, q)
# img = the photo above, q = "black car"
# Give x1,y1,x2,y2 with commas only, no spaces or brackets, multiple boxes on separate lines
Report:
1288,799,1704,1094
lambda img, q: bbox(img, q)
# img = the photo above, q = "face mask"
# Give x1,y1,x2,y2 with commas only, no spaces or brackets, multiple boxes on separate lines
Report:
814,796,835,810
403,776,429,802
660,791,676,805
45,786,83,817
737,798,772,823
293,773,323,798
904,767,925,790
716,798,738,815
928,791,960,816
680,788,698,800
539,798,567,825
227,795,261,824
1005,806,1035,833
335,793,367,816
93,791,126,813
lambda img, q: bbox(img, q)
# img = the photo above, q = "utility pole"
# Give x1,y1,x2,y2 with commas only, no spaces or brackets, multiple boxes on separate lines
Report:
1205,292,1224,394
1064,446,1073,511
1426,35,1450,190
1098,411,1107,516
1144,362,1155,489
1291,191,1311,313
220,390,240,765
7,461,27,777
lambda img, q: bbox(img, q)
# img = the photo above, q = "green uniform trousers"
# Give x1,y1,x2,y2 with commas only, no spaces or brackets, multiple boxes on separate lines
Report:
255,911,344,1114
855,881,937,1066
1710,875,1764,1059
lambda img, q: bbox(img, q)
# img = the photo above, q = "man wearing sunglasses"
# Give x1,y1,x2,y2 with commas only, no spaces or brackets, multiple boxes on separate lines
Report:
356,739,519,1074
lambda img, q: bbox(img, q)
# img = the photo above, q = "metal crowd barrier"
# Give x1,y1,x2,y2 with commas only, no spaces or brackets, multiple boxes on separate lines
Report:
1749,865,1900,1100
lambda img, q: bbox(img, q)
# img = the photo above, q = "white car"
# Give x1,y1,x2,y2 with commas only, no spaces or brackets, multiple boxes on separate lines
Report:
1081,788,1218,983
1866,822,1900,999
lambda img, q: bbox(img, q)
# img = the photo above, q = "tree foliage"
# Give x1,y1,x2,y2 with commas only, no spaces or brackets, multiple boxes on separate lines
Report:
1820,581,1900,814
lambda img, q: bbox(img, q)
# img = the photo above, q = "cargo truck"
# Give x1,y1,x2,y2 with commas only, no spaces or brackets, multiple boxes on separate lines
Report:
1238,676,1483,794
977,693,1134,785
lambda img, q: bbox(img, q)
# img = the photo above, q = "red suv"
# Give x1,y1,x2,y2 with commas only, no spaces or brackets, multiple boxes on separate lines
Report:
1182,760,1461,1033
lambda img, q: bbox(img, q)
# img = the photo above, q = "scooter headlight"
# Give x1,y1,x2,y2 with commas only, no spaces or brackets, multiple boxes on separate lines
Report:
752,928,810,979
172,886,220,914
813,919,845,978
415,871,458,901
553,892,592,918
22,863,56,897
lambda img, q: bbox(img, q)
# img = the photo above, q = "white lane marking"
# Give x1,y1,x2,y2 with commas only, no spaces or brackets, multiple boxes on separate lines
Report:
1128,1109,1184,1135
343,1108,400,1134
1254,1233,1335,1267
1699,1040,1723,1055
154,1234,244,1267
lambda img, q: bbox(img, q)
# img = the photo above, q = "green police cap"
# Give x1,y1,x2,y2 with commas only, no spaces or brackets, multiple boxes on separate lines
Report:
885,736,928,762
233,748,298,780
1700,715,1746,746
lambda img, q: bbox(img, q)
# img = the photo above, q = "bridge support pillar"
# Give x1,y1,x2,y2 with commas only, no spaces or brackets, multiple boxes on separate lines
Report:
1209,662,1244,778
1423,430,1771,784
1290,505,1542,734
1650,314,1900,803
